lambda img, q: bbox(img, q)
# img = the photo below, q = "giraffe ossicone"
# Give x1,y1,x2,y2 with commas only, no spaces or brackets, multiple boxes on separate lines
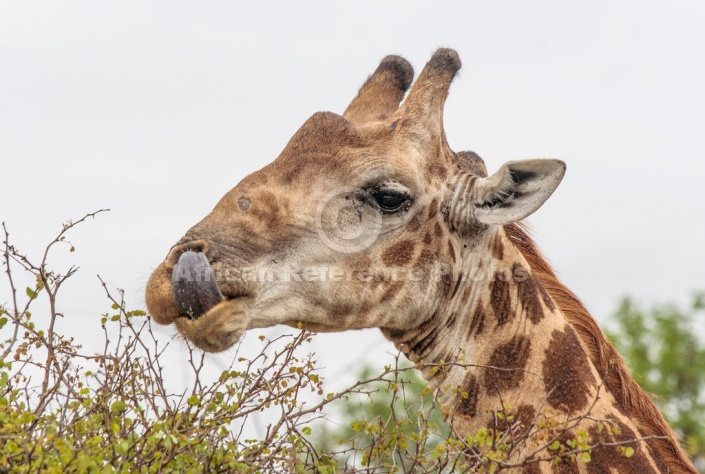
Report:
145,49,697,472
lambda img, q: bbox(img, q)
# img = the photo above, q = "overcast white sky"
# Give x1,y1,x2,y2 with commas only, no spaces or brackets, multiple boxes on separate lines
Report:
1,2,704,392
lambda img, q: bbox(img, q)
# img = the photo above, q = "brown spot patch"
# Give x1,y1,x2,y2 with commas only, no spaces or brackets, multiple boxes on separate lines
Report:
542,327,596,413
423,232,432,245
494,403,536,435
428,198,440,219
490,234,504,260
550,430,580,473
407,215,422,232
490,272,513,326
468,304,485,338
434,221,443,238
645,442,670,474
484,335,531,392
426,159,448,181
382,239,416,267
380,281,403,303
437,269,453,298
522,462,542,474
514,404,536,436
587,420,655,473
415,249,436,268
456,373,480,417
513,263,549,324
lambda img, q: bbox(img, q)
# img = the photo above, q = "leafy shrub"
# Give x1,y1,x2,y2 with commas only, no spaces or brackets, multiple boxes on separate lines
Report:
607,295,705,467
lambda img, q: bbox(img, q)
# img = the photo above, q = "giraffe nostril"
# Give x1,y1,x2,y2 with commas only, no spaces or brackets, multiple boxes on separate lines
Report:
172,251,224,320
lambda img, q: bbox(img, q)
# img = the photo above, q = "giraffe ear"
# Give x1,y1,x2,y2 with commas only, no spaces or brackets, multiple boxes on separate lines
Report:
471,159,566,225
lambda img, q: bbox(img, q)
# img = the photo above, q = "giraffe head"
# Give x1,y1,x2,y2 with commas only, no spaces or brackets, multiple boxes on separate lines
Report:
145,49,565,352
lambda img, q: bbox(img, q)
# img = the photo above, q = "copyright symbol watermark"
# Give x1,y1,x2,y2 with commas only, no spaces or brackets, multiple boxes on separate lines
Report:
315,187,383,254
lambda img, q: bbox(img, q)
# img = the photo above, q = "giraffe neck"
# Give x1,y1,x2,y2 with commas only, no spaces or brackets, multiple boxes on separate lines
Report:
392,226,578,422
382,226,686,472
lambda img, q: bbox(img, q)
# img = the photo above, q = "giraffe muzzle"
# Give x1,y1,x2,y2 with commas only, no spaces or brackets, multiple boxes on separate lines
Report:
172,251,224,320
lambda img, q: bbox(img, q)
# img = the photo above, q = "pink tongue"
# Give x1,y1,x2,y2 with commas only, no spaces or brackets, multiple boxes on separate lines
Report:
172,251,224,319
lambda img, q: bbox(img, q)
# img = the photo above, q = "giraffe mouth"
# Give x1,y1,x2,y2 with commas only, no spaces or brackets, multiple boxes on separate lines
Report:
172,251,225,320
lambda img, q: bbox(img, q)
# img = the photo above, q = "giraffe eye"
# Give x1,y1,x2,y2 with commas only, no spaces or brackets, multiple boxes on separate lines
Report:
370,190,408,213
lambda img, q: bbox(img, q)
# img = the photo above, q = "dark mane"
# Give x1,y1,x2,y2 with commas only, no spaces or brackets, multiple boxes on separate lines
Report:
505,222,695,472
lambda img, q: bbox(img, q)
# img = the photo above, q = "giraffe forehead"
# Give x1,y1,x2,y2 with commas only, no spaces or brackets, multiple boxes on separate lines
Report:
234,149,431,207
239,111,448,196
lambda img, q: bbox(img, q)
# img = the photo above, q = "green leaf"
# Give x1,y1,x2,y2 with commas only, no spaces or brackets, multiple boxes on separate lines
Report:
26,287,38,299
110,400,126,413
301,427,312,436
187,395,200,406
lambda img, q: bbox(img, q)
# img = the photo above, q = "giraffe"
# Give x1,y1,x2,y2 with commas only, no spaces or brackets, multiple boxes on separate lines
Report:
145,49,697,472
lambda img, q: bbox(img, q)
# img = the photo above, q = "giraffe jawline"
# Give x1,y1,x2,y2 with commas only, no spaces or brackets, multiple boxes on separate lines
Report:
284,321,344,333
